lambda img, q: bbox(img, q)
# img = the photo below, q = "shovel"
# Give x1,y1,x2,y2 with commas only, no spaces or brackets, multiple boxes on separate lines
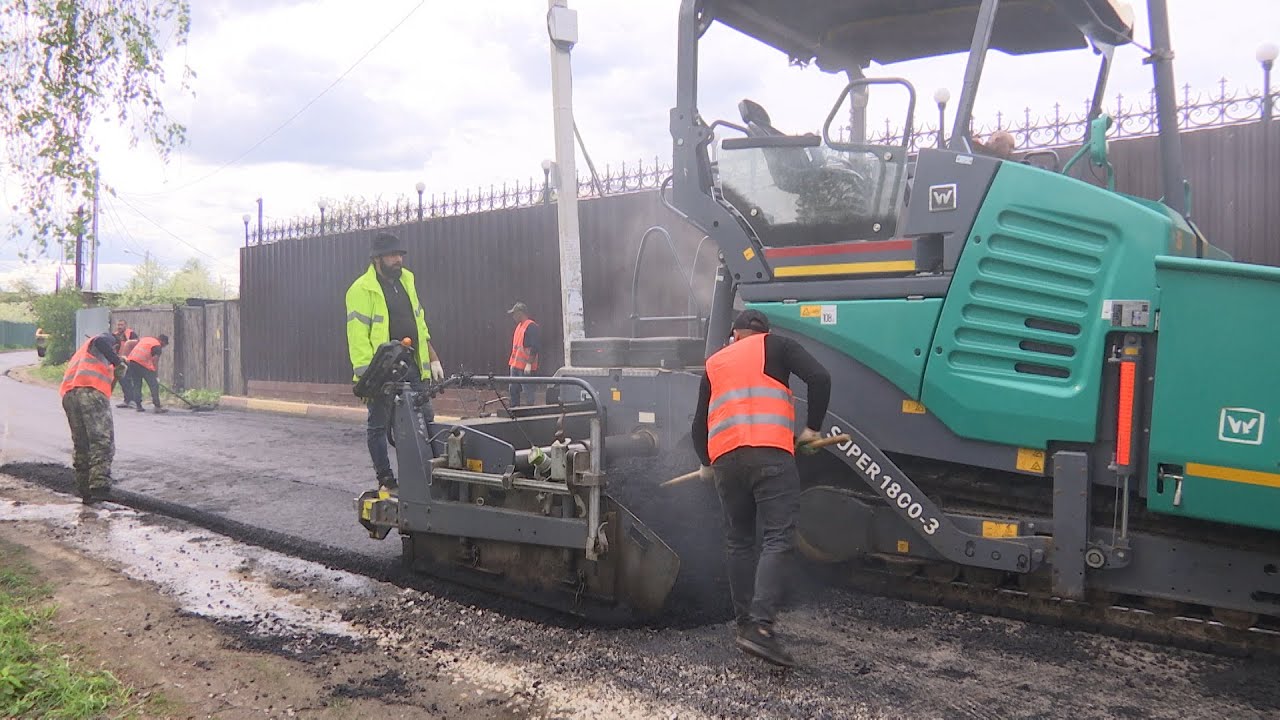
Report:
660,434,852,488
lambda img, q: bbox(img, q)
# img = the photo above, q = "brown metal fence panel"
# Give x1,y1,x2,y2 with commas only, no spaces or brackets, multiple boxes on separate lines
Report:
241,120,1280,389
242,204,562,385
1063,121,1280,266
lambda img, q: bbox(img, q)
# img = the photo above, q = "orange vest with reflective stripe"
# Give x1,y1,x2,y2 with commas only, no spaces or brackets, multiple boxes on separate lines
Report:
705,332,796,463
509,319,538,372
60,339,115,398
127,337,162,372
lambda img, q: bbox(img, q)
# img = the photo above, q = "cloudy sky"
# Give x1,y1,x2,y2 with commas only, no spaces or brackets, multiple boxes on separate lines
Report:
1,0,1276,293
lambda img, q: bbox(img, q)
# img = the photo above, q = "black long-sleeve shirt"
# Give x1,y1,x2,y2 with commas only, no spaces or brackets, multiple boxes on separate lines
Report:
90,333,123,366
691,333,832,466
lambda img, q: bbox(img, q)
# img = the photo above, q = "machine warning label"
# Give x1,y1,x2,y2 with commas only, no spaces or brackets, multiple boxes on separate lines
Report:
1016,448,1046,474
901,400,927,415
981,521,1019,538
1219,407,1265,445
800,305,838,324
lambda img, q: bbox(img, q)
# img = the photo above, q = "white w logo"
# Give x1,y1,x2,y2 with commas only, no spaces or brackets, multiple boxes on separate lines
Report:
928,183,957,212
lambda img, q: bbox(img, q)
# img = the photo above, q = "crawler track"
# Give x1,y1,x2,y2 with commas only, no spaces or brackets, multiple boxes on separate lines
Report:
803,454,1280,659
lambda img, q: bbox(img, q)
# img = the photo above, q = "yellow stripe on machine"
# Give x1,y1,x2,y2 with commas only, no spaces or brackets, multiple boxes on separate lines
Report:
1186,462,1280,489
773,260,917,277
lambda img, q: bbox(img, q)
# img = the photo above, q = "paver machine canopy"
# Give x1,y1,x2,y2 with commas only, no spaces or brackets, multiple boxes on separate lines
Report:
653,0,1280,649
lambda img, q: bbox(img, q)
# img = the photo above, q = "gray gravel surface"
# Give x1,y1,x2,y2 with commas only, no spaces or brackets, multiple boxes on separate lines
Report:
5,351,1280,718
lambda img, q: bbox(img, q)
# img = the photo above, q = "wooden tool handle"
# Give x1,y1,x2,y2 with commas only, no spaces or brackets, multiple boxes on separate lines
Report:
802,433,851,450
659,434,851,488
659,469,705,488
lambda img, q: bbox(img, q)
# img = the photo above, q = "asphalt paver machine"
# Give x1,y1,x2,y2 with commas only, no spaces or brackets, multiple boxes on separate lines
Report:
358,0,1280,649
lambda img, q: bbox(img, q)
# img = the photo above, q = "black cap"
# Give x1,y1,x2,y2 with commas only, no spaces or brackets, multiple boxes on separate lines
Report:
370,232,406,258
731,309,770,333
507,301,529,315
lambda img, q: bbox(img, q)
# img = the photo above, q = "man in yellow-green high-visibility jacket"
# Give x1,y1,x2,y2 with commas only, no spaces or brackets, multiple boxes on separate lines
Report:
345,232,445,493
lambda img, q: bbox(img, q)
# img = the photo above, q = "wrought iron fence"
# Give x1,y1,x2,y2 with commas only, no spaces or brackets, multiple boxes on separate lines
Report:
254,80,1272,245
845,80,1270,152
254,158,673,245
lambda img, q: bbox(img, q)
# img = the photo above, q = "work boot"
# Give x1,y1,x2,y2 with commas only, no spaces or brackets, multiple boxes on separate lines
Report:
377,474,398,496
116,402,132,409
153,406,169,415
735,621,795,668
81,485,111,506
136,404,146,412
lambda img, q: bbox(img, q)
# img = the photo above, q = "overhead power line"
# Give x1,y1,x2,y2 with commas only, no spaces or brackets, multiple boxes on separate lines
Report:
129,1,427,198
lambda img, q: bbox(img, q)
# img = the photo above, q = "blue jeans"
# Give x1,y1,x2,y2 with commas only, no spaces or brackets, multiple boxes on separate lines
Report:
508,367,536,407
367,386,434,482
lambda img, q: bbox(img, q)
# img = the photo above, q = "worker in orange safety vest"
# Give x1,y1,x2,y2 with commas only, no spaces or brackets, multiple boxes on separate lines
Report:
60,331,127,504
121,334,170,413
506,301,541,407
691,309,831,668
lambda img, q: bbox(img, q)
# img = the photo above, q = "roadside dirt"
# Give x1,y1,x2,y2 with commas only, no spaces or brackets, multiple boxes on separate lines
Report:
2,472,1279,719
0,479,528,719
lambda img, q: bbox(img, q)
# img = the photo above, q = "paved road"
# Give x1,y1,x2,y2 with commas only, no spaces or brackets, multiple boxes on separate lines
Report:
0,351,398,564
7,352,1280,719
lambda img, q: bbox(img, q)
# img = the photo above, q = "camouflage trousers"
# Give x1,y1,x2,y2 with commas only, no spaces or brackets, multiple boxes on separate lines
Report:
62,387,115,495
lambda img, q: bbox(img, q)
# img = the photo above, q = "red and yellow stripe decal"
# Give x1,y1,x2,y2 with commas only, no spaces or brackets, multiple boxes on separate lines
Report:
1186,463,1280,489
765,240,917,278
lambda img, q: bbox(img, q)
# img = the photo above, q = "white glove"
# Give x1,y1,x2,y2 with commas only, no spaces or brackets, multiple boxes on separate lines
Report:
523,363,533,373
430,360,444,381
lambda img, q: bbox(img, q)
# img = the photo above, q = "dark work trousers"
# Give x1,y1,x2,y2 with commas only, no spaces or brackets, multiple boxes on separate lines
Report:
124,361,161,408
712,445,801,627
508,366,536,407
367,383,435,483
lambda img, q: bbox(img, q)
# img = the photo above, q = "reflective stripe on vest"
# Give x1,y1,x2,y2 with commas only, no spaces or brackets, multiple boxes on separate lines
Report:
705,332,796,463
509,319,538,371
127,337,162,371
60,340,114,398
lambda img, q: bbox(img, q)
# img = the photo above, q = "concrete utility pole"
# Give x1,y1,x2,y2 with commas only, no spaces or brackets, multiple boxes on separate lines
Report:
547,0,585,364
90,167,100,292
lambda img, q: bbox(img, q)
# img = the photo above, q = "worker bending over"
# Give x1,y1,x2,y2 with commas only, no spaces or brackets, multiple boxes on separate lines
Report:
121,334,170,413
691,309,831,667
61,330,127,504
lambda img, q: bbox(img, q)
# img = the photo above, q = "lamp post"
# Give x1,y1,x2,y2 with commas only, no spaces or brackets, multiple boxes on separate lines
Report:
1259,42,1278,122
242,214,250,247
934,88,951,149
415,181,426,220
317,199,327,235
541,159,553,204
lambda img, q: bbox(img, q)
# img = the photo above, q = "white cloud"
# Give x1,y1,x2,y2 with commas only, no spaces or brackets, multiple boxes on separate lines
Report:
2,0,1277,295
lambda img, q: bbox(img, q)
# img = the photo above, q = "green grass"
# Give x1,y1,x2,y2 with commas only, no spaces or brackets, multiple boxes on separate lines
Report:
29,363,68,386
177,388,221,407
0,542,132,719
